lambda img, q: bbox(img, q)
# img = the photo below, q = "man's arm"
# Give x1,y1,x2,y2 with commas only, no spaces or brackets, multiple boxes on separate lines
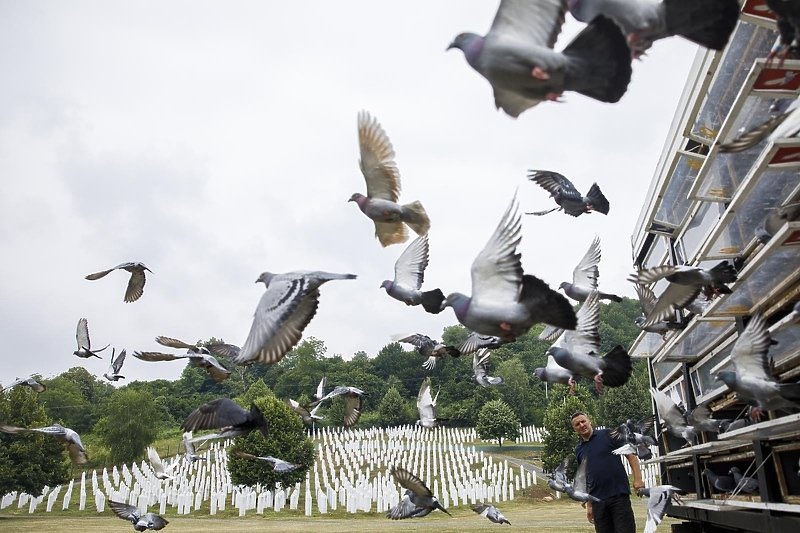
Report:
626,454,645,492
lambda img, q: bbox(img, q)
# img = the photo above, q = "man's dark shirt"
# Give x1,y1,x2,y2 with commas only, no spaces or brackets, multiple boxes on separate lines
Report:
575,428,630,500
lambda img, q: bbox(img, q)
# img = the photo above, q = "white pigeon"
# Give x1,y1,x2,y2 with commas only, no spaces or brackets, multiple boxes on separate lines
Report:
147,446,177,480
416,377,439,428
103,348,127,381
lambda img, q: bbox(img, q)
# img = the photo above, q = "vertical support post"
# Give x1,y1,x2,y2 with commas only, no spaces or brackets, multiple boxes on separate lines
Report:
753,440,780,503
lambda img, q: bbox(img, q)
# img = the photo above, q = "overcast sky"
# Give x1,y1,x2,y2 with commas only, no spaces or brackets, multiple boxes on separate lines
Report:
0,1,698,386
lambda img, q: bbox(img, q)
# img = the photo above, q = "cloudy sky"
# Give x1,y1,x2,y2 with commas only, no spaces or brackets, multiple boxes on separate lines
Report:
0,2,697,386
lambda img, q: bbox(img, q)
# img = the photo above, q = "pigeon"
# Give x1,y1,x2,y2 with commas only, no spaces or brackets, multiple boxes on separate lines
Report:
398,333,461,370
416,377,439,428
634,283,685,337
181,432,206,463
472,502,511,525
85,262,152,303
0,423,88,464
756,202,800,244
233,451,299,473
286,398,324,425
3,376,47,393
568,0,739,59
714,314,800,421
558,235,621,302
702,468,737,493
312,376,327,404
73,317,109,359
387,465,451,519
637,485,685,533
381,234,445,313
147,447,177,480
549,456,602,503
319,386,365,427
447,0,632,117
456,332,506,355
527,171,610,217
153,335,241,361
108,499,168,531
441,194,577,341
473,349,504,387
548,457,571,493
729,466,759,495
234,270,357,366
650,387,710,446
181,398,269,439
533,355,576,393
766,0,800,64
548,292,632,392
349,111,430,247
134,336,232,383
610,416,657,460
686,403,730,434
103,348,127,381
719,97,800,153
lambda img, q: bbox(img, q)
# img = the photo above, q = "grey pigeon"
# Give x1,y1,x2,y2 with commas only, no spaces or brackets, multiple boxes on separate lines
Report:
286,398,324,425
456,332,506,355
234,451,299,473
416,377,439,428
85,262,152,303
441,194,577,341
651,386,698,446
472,502,511,525
527,171,610,217
4,376,47,393
147,446,176,480
729,466,759,495
108,499,168,531
756,202,800,244
473,349,504,387
103,348,126,381
533,354,576,393
568,0,739,59
719,97,800,153
153,335,242,361
312,376,327,404
181,431,206,463
387,466,451,519
702,468,737,493
634,283,685,337
234,270,357,366
610,416,657,460
558,235,621,302
549,292,632,392
181,398,269,439
134,336,232,383
550,456,601,503
714,314,800,421
398,333,461,370
73,317,109,359
0,423,88,464
381,234,445,313
319,386,365,427
548,456,571,493
637,485,685,533
687,403,730,434
766,0,800,64
349,111,430,247
447,0,632,117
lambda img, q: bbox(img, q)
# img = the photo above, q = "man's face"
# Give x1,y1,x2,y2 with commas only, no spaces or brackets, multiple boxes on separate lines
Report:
572,414,593,439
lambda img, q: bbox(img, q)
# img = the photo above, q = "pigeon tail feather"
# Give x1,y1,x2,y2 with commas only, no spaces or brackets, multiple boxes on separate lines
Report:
778,381,800,403
420,288,446,314
585,183,610,215
401,201,430,237
664,0,740,51
599,345,633,387
709,261,738,284
520,275,578,330
599,291,623,303
562,15,632,103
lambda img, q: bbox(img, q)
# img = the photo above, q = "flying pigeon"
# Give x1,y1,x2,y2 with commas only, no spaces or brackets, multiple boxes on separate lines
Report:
686,403,731,434
3,376,47,393
387,466,451,519
472,502,511,525
634,283,685,338
103,348,127,381
153,335,241,361
714,314,800,421
637,485,685,533
134,336,232,383
702,468,737,493
181,432,206,463
349,111,430,247
650,387,698,446
181,398,269,439
416,377,439,428
756,202,800,244
729,466,759,495
568,0,739,59
108,499,168,531
234,270,356,366
548,292,632,392
549,456,601,503
527,171,610,217
559,236,621,302
286,398,324,425
147,447,177,480
719,97,800,153
456,332,506,355
398,333,461,370
312,376,327,404
610,416,657,460
441,194,577,341
233,451,299,473
73,317,109,359
0,423,88,464
765,0,800,64
381,234,445,313
85,262,152,303
473,349,504,387
447,0,632,117
319,386,365,427
533,354,576,393
548,457,571,493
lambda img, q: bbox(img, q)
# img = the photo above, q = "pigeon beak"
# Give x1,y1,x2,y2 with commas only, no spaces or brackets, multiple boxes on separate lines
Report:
446,41,456,51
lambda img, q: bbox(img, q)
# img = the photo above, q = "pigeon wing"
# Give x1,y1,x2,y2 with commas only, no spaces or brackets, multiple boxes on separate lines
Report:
76,318,90,349
147,446,166,476
134,351,186,362
156,336,197,350
111,349,126,374
470,194,523,305
572,235,601,289
651,387,689,435
181,398,250,432
574,457,590,493
399,334,435,352
358,110,400,202
629,265,679,285
124,269,147,302
538,323,564,342
488,0,566,49
394,234,429,289
634,283,658,315
391,466,433,497
387,493,420,520
528,170,581,198
416,378,436,424
641,282,701,327
109,499,141,523
206,342,241,359
730,314,773,381
554,456,570,485
142,513,169,531
343,393,363,427
559,291,600,355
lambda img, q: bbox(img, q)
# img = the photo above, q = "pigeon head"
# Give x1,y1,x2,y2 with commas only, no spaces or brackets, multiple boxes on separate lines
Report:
728,467,741,476
567,0,599,23
447,32,484,64
442,292,470,317
634,316,646,327
380,280,393,291
348,192,366,204
714,370,737,389
533,368,545,380
255,272,276,287
558,282,571,292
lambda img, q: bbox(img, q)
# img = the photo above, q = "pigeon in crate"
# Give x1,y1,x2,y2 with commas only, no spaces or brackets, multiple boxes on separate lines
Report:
387,466,451,519
568,0,739,59
397,333,461,370
558,235,621,302
235,270,356,366
73,317,109,359
702,468,737,494
349,111,429,247
440,193,577,341
447,0,632,117
318,386,365,427
416,377,439,428
147,447,177,480
134,336,232,383
533,355,576,394
729,466,759,495
637,485,686,533
3,376,47,393
85,262,152,303
719,97,800,153
181,398,269,440
472,349,504,387
381,234,445,313
103,348,127,381
0,423,88,464
109,499,168,531
233,451,299,473
472,502,511,525
756,202,800,244
527,172,610,218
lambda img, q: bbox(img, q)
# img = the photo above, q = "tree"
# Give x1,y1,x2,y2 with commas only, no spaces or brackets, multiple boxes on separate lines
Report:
227,395,315,489
476,399,520,447
541,389,593,473
378,386,408,427
496,359,533,425
599,372,651,428
0,387,69,497
94,388,163,465
237,378,274,407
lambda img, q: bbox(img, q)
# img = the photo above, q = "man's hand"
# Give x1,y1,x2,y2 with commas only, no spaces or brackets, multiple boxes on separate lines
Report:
586,501,594,524
633,479,645,492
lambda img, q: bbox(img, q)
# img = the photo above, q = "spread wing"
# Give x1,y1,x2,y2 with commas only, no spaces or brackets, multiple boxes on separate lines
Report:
528,170,581,197
574,457,590,493
76,318,90,349
343,393,363,427
358,110,400,202
650,387,689,434
387,492,420,520
111,349,127,373
641,282,701,327
572,236,601,289
730,314,773,381
391,466,433,497
109,499,140,523
85,266,117,280
155,336,197,350
634,283,658,315
470,194,523,305
181,398,249,432
488,0,566,49
416,378,437,424
394,234,429,289
205,342,241,359
124,269,147,302
556,291,600,355
399,334,435,351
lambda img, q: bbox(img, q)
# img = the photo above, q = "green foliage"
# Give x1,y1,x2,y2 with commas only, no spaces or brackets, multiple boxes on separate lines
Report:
378,386,409,427
39,367,112,433
94,388,163,465
237,378,274,406
227,395,315,489
0,387,69,497
476,399,520,446
599,371,651,428
541,389,593,473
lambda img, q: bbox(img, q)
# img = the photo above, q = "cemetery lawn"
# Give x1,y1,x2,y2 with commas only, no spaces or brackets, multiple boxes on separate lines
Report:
0,497,675,532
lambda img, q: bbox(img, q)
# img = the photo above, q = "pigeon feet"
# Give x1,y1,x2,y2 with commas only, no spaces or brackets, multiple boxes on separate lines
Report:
593,374,604,393
531,67,550,81
545,92,564,102
568,377,576,395
748,406,763,422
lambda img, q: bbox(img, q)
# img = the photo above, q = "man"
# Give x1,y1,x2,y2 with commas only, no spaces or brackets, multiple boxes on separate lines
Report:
572,411,644,533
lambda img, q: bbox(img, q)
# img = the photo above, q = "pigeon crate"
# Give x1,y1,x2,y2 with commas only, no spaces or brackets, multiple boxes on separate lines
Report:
772,442,800,504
